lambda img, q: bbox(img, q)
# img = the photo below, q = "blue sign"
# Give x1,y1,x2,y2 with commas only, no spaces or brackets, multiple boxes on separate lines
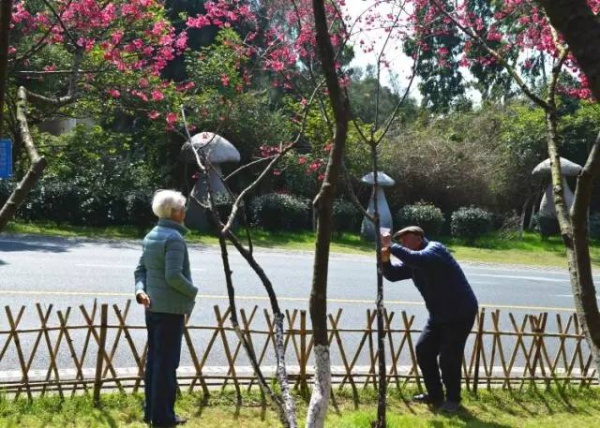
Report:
0,139,13,178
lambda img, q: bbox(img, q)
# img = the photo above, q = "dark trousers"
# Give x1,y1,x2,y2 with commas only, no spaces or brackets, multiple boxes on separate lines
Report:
144,311,184,425
415,315,475,403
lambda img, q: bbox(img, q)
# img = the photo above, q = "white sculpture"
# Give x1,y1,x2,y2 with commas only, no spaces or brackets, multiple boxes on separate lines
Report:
532,157,582,217
361,171,395,241
181,132,241,230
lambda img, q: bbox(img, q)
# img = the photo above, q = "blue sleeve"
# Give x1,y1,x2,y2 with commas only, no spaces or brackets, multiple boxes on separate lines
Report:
382,259,413,282
389,242,442,269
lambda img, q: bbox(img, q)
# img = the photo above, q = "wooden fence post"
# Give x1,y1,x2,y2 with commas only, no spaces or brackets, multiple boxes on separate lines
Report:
473,307,485,396
299,310,309,398
94,304,108,407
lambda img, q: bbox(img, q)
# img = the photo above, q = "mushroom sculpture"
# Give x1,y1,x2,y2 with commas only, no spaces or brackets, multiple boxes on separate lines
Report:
360,171,395,241
181,132,241,230
531,157,582,217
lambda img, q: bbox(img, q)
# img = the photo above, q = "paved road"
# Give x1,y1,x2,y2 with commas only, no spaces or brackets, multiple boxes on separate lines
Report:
1,234,598,379
1,234,595,320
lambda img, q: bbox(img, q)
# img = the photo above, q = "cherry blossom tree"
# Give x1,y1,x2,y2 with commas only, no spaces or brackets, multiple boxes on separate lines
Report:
406,0,600,380
178,1,421,426
535,0,600,381
0,0,189,230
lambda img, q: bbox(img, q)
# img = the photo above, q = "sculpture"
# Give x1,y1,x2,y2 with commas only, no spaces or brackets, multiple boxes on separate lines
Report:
531,157,582,217
181,132,241,230
360,171,395,241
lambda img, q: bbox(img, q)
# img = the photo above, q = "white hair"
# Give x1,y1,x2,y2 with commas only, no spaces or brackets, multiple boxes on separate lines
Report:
151,190,187,219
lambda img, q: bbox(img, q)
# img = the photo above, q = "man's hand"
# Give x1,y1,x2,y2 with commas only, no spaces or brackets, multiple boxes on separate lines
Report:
380,229,392,247
381,247,390,263
136,292,151,308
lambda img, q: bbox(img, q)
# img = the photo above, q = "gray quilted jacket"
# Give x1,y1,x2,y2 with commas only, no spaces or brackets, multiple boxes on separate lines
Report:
134,219,198,315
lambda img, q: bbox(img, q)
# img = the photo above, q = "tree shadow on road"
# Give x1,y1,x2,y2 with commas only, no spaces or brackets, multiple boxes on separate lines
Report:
0,239,72,253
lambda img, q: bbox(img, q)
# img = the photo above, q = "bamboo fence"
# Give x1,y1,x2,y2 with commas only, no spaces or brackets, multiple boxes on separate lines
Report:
0,300,597,403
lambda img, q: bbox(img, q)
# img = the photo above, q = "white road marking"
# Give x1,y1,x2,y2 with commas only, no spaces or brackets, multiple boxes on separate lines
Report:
469,273,567,283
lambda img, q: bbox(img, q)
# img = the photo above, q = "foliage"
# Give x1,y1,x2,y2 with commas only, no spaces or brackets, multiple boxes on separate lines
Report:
249,192,311,231
332,199,362,235
450,206,493,243
532,212,561,239
382,105,507,215
403,0,467,113
7,0,189,133
347,66,418,124
590,213,600,240
5,125,158,228
395,201,445,237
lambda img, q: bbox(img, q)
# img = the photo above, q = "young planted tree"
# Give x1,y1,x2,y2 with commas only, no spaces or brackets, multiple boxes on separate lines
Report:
409,0,600,380
180,1,421,426
179,1,353,426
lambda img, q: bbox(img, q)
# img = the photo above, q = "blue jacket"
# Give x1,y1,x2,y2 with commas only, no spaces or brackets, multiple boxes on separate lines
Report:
134,219,198,315
382,239,478,323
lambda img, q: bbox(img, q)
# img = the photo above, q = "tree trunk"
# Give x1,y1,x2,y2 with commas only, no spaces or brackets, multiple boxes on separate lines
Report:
371,145,386,428
0,87,47,231
306,0,350,426
536,0,600,381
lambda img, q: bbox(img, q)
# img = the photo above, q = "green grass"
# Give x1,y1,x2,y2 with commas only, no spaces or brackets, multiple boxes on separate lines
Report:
2,387,600,427
5,221,600,268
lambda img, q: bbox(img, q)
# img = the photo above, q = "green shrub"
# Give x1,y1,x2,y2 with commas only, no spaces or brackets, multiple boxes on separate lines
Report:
0,179,13,205
450,206,493,242
395,201,445,237
332,199,361,234
126,190,155,233
6,125,161,228
589,213,600,240
250,193,310,231
532,212,560,239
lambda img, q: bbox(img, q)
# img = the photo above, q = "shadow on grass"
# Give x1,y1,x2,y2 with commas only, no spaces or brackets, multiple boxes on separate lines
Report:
436,406,513,428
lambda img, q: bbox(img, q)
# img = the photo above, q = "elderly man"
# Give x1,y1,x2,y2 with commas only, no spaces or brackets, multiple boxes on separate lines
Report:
381,226,478,412
135,190,198,427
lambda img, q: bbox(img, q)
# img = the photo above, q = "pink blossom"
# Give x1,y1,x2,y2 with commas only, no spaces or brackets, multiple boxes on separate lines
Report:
151,89,164,101
148,111,160,119
166,112,178,125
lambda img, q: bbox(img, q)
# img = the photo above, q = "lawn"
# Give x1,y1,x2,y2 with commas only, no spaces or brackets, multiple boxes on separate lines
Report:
2,387,600,427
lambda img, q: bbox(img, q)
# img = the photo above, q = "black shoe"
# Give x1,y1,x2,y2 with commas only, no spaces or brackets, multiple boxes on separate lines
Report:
174,416,187,425
153,416,187,427
439,400,461,413
412,393,443,407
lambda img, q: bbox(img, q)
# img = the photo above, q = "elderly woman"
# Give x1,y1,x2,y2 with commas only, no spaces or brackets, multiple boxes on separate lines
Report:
134,190,198,427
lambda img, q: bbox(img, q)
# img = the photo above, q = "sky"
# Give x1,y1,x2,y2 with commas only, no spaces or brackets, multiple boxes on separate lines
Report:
342,0,480,103
343,0,417,93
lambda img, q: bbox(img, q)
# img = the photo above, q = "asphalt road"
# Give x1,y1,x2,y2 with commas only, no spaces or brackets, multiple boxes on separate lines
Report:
1,234,598,379
0,234,593,318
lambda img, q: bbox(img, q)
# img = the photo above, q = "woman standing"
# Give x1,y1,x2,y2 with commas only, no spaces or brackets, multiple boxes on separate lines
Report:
134,190,198,427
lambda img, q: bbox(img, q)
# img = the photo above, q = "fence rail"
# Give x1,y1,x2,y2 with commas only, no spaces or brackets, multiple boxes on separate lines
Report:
0,300,597,402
